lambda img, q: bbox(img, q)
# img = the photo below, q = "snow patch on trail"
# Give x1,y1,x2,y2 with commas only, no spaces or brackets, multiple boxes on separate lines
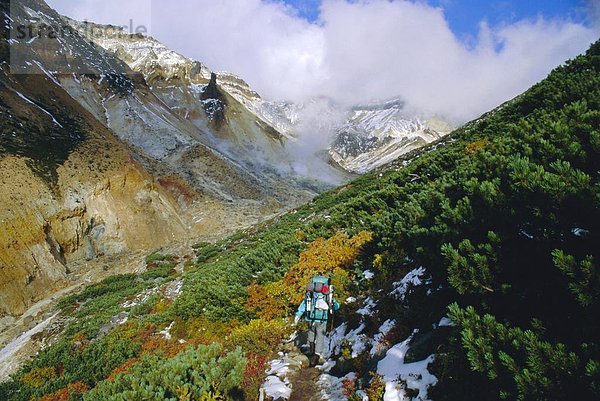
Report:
266,358,292,377
317,372,359,401
263,375,292,400
377,331,438,401
261,355,294,400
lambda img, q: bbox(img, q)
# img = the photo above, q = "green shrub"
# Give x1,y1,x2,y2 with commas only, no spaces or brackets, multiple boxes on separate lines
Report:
84,344,246,400
145,251,175,265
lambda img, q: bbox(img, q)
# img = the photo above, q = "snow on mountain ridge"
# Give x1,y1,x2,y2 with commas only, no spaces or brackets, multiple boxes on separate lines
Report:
66,19,451,175
68,19,298,140
330,98,452,173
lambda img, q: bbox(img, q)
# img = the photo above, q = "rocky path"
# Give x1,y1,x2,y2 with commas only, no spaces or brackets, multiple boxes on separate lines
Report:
261,336,337,401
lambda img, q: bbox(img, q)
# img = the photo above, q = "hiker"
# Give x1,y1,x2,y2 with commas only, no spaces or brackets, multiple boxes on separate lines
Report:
294,276,340,366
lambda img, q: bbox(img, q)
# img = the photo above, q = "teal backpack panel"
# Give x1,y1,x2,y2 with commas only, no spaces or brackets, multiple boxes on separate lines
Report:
305,276,333,322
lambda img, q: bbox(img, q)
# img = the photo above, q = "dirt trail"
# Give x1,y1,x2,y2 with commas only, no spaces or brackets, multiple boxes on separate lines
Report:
288,367,322,401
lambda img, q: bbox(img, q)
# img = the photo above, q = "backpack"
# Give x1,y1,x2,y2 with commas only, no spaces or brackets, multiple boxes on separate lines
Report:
305,276,334,322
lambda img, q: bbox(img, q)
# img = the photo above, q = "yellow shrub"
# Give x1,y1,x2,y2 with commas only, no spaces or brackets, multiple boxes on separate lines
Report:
245,231,372,317
21,366,57,389
464,138,491,155
294,229,307,242
227,319,290,355
246,281,289,319
154,298,172,314
283,231,372,305
172,317,234,344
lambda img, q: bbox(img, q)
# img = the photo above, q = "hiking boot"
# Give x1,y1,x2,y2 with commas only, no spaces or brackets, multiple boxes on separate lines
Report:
309,354,320,368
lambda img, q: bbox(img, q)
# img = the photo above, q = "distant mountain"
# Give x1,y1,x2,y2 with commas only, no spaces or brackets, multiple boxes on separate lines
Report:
70,20,451,175
330,99,452,173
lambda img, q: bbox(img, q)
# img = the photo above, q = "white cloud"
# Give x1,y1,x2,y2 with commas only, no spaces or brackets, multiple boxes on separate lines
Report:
48,0,152,27
47,0,598,122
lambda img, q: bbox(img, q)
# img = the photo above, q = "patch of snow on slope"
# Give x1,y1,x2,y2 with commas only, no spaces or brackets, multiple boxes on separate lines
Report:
13,89,63,128
371,319,397,356
390,267,428,301
572,228,590,237
121,286,160,308
0,312,59,378
356,297,377,316
324,322,368,359
159,321,174,340
438,317,456,328
377,331,438,401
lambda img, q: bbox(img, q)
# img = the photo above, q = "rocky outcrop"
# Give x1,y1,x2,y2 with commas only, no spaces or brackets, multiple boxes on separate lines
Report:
200,73,227,123
0,157,186,318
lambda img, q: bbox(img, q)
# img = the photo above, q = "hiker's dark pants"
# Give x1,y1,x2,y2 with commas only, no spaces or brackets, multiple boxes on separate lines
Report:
308,321,327,356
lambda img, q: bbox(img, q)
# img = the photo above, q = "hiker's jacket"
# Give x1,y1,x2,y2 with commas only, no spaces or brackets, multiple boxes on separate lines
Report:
295,294,339,323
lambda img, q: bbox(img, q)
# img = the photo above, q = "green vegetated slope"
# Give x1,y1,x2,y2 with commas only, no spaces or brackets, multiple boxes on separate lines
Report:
2,41,599,400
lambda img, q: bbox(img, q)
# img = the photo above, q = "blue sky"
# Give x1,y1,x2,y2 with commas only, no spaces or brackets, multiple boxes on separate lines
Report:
285,0,591,38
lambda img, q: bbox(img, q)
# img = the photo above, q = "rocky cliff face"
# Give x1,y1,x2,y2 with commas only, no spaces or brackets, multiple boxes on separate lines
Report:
0,65,186,319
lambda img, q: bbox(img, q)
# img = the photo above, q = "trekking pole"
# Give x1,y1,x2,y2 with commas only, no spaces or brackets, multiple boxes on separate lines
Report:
327,284,335,355
327,309,334,356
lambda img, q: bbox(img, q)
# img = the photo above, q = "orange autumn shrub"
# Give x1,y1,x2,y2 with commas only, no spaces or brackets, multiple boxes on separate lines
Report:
246,281,289,319
464,138,491,155
107,358,139,381
140,337,188,358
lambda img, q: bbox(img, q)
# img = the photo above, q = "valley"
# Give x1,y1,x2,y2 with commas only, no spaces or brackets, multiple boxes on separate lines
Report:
0,0,598,400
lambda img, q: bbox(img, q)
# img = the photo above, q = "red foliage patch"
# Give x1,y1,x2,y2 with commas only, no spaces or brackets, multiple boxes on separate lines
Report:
38,381,89,401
